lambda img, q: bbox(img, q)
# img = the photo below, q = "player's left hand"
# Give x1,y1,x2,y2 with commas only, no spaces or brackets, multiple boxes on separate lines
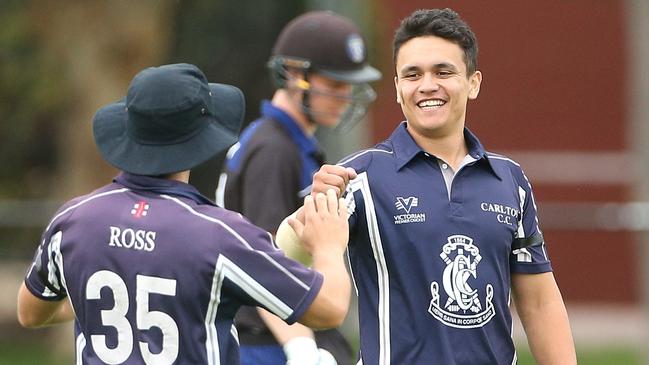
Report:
288,190,348,258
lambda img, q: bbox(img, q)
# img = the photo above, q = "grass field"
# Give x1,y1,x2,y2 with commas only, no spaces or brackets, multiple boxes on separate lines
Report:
0,343,642,364
518,346,642,365
0,347,71,365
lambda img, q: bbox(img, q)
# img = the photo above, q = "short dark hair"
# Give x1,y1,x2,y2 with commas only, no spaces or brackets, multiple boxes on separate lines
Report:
393,8,478,75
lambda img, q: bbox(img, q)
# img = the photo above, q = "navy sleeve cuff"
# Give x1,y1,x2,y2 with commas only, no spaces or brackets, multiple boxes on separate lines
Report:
511,261,552,274
284,271,324,324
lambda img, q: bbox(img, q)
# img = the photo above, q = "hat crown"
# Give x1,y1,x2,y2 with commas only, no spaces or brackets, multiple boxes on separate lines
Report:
92,62,245,176
127,63,208,114
125,64,212,144
272,11,368,72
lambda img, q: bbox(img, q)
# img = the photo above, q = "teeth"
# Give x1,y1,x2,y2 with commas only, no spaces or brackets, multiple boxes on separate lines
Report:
418,100,445,107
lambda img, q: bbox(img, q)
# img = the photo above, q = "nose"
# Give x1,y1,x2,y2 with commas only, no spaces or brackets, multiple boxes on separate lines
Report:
419,73,439,93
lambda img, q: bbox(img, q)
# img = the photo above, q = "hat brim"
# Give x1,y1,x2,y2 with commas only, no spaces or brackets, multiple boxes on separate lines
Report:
93,83,244,175
318,64,381,84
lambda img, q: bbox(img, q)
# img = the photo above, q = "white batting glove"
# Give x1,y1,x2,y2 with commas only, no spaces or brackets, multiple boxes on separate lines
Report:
316,348,337,365
283,337,338,365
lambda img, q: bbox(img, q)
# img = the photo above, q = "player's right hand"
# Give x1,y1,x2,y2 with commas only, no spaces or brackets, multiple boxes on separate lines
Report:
311,164,357,198
288,189,349,257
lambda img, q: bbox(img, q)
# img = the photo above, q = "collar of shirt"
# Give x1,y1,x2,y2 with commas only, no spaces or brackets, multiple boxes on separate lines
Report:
114,172,216,206
390,121,501,179
261,100,320,156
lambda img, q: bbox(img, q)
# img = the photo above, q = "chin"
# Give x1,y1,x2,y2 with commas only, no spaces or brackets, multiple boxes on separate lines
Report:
321,117,341,128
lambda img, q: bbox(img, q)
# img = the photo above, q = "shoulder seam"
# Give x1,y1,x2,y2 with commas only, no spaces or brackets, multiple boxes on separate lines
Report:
486,152,520,167
45,188,130,232
338,148,393,166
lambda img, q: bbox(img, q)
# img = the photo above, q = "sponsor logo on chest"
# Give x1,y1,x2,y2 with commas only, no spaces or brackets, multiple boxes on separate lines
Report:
393,196,426,224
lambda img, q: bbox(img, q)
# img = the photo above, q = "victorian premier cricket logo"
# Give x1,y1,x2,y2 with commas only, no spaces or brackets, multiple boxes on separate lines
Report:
394,196,425,224
428,235,495,328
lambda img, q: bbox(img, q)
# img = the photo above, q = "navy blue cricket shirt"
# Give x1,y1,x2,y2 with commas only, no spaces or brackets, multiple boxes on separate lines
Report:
24,173,322,365
339,122,551,365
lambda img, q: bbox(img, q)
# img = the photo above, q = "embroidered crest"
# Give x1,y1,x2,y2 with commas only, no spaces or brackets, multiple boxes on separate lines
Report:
346,34,365,63
428,235,495,328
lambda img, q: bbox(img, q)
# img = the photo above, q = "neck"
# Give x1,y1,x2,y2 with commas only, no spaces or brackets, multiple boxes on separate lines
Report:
271,89,317,135
408,124,468,170
163,170,190,183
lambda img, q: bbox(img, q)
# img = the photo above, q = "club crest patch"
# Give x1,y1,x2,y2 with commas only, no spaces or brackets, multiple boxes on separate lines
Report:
428,235,495,328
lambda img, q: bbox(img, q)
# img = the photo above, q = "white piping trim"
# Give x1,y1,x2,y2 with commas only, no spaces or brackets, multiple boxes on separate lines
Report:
349,172,391,364
44,188,130,232
205,255,293,365
215,173,227,207
161,195,310,291
338,148,393,166
76,334,86,365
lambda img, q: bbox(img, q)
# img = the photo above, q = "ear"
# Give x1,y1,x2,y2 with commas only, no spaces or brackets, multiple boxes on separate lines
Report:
468,70,482,100
283,69,304,87
394,76,401,104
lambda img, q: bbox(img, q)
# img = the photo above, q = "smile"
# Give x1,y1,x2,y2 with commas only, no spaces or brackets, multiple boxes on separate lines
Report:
417,99,446,109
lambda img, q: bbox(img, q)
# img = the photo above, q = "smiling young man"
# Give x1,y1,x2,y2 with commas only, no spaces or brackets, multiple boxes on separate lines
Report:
303,8,577,365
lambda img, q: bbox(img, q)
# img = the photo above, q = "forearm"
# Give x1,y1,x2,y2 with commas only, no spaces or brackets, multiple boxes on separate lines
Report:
257,307,314,344
513,273,576,365
299,251,351,329
518,299,575,364
290,190,351,329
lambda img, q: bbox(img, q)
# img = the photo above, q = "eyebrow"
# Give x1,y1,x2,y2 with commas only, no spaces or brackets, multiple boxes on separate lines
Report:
398,62,459,75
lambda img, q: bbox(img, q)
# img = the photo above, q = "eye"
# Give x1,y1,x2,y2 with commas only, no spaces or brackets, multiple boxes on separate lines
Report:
401,72,420,80
437,70,453,77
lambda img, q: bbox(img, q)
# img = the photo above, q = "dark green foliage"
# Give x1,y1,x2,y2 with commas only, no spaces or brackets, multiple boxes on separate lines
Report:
0,1,68,198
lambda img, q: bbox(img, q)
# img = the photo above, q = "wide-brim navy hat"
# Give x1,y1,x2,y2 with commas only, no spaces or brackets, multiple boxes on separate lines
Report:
93,63,244,175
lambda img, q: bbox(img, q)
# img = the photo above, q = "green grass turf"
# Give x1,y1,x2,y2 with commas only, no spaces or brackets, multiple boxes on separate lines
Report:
517,346,642,365
0,346,71,365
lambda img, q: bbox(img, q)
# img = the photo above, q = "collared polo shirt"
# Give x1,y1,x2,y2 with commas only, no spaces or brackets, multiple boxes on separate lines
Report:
338,122,551,365
24,172,322,365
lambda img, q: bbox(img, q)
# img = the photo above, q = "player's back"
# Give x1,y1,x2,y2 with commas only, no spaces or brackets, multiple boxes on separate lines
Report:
47,176,252,364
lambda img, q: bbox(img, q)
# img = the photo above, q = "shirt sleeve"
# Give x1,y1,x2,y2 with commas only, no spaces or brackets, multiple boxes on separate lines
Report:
509,168,552,274
24,228,68,301
239,140,302,232
338,150,374,238
218,215,323,324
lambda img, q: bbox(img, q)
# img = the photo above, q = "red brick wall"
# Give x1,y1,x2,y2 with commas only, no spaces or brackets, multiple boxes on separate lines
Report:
371,0,634,303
